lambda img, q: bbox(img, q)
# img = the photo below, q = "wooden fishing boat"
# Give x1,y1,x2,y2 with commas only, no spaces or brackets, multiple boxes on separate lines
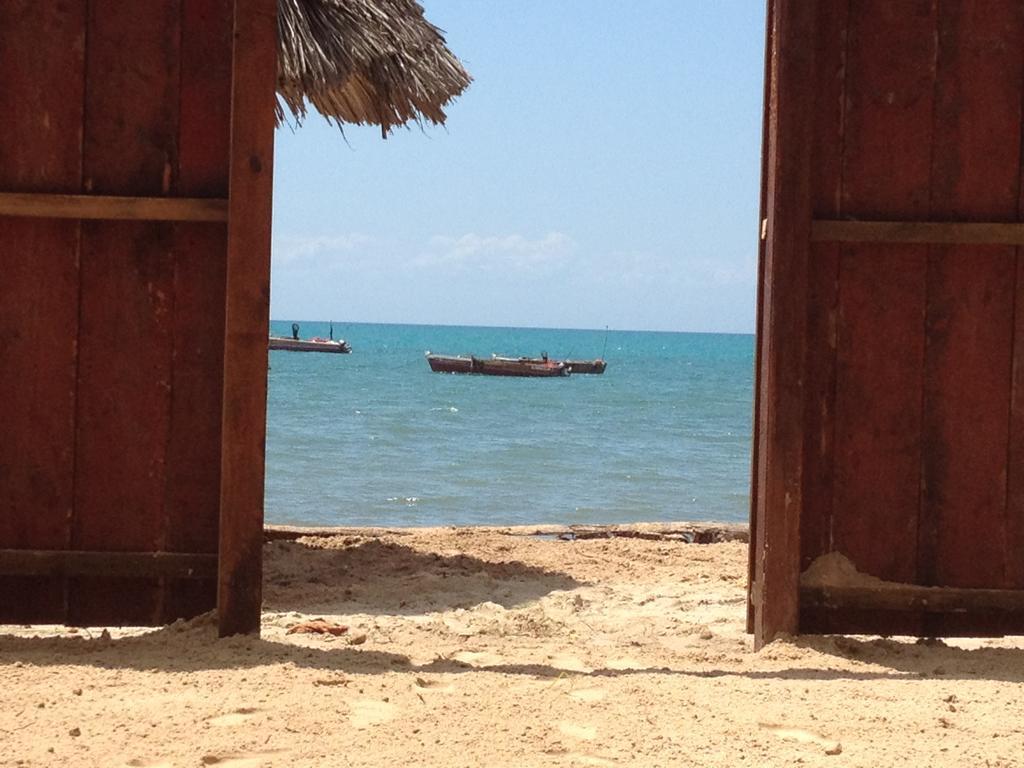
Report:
493,354,607,374
269,336,351,353
564,358,607,374
270,322,351,353
426,353,569,377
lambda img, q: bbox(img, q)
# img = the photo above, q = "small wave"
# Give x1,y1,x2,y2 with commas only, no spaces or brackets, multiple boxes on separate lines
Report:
386,496,420,505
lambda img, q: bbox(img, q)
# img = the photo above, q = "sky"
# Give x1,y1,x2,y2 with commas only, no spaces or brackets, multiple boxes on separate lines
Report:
271,1,766,333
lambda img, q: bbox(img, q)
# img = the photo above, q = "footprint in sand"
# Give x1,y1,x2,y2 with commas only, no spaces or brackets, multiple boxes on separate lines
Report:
547,653,592,673
759,722,842,754
565,756,615,767
349,699,396,728
450,650,503,667
199,752,282,767
414,676,454,693
123,761,174,768
568,688,607,703
207,707,260,727
559,722,598,740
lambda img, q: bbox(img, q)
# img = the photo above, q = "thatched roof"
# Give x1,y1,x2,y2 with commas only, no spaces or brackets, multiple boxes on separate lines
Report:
277,0,472,135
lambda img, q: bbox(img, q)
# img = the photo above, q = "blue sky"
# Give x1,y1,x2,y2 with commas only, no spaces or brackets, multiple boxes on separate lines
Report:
271,1,766,333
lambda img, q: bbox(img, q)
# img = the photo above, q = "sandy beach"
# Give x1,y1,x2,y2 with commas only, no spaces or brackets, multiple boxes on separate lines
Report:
3,526,1024,767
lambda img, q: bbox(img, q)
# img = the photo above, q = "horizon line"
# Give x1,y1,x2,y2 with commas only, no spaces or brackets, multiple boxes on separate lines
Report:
268,318,756,336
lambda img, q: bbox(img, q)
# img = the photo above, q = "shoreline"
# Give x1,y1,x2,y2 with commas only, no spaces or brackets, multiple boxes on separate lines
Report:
264,519,749,543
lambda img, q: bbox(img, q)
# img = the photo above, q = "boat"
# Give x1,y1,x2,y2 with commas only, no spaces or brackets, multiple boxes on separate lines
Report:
564,358,607,374
426,353,569,377
269,322,351,353
493,354,607,375
269,336,351,353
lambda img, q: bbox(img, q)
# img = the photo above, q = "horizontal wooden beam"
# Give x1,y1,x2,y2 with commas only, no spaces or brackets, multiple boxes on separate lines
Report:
811,219,1024,245
0,549,217,579
802,584,1024,614
0,192,228,222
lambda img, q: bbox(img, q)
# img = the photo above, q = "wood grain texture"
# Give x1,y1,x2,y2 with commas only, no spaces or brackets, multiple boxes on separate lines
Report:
919,3,1021,639
0,192,227,221
1009,254,1024,590
752,0,816,649
747,0,775,636
0,550,217,579
799,0,847,576
802,2,1024,637
1008,3,1024,597
803,584,1024,616
218,0,278,636
162,0,234,623
0,0,85,623
70,0,182,626
812,220,1024,245
831,0,935,589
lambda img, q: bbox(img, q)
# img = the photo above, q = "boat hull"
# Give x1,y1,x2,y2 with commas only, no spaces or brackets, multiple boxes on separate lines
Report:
269,337,351,353
493,355,607,374
427,354,569,377
565,359,607,374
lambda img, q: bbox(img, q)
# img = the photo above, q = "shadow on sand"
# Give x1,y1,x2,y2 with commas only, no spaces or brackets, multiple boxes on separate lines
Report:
5,625,1024,683
261,537,585,615
4,537,1024,683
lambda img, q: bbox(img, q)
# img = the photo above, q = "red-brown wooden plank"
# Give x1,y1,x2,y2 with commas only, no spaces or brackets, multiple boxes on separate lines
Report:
0,1,85,623
800,0,847,576
921,1,1022,607
752,0,816,649
163,0,234,622
1009,4,1024,597
747,0,774,636
830,1,936,589
832,248,926,576
69,0,182,626
922,249,1016,580
1009,254,1024,590
218,0,278,636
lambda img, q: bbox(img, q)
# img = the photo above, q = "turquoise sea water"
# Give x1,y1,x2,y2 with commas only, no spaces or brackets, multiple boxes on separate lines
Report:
265,321,754,528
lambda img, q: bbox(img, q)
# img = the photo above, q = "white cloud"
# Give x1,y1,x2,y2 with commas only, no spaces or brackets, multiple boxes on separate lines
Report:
273,233,376,268
691,254,757,286
413,232,577,273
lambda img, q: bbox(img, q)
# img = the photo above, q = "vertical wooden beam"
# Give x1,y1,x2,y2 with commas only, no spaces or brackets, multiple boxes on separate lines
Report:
1010,14,1024,594
747,0,774,635
218,0,276,636
1009,254,1024,591
752,0,816,649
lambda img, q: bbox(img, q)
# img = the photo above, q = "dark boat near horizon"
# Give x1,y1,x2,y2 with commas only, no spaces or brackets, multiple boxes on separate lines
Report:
426,353,569,377
426,353,607,377
269,321,351,354
563,359,607,374
493,354,607,375
269,336,352,353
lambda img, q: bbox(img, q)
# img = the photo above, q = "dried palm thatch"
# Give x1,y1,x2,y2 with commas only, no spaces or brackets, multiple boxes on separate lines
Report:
277,0,472,135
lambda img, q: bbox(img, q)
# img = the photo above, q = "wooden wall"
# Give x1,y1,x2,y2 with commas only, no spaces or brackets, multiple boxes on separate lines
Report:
752,0,1024,645
0,0,275,634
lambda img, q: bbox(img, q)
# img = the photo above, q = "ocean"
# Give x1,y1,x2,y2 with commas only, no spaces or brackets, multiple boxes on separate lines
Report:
266,321,754,528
